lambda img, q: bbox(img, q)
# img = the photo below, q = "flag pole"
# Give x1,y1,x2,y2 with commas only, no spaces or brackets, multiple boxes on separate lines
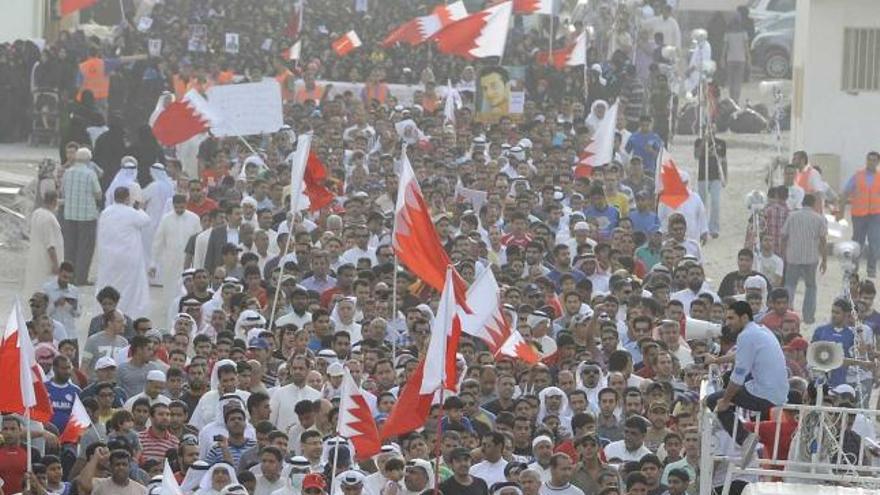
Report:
331,435,341,489
25,409,32,493
433,387,444,495
268,227,292,327
391,254,399,363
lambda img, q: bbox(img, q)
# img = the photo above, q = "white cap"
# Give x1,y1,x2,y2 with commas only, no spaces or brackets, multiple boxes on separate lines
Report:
327,362,345,377
146,370,167,382
95,356,118,370
532,435,553,448
75,148,92,162
573,221,590,232
339,470,365,486
832,384,856,397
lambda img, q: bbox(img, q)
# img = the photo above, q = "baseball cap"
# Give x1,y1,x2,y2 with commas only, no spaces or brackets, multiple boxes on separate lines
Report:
95,356,118,370
783,337,809,352
302,473,326,490
831,384,856,397
146,370,166,382
449,447,471,460
247,337,269,350
573,221,590,232
405,458,433,476
532,435,553,448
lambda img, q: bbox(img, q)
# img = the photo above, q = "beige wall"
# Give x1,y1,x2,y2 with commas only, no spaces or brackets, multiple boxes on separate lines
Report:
792,0,880,187
0,0,47,43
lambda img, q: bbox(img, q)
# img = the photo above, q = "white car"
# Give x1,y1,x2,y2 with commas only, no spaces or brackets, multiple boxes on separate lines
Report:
748,0,796,24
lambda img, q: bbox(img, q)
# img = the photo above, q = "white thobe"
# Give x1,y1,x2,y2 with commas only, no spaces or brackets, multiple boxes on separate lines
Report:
95,204,152,318
152,210,202,311
25,207,64,296
193,228,212,269
141,180,174,270
269,383,321,433
658,193,709,242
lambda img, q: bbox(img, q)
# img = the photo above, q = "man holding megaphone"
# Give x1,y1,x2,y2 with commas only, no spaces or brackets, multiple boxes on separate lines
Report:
704,301,789,467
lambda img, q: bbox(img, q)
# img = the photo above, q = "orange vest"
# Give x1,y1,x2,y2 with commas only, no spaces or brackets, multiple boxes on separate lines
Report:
422,95,439,113
276,70,295,102
850,170,880,217
795,165,817,193
216,71,235,84
78,57,109,100
295,85,324,104
362,83,388,104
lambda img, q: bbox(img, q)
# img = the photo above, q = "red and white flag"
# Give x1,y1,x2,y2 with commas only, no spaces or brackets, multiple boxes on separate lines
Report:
60,0,97,16
162,460,184,495
337,368,381,461
536,31,587,69
332,31,362,57
0,301,53,422
59,395,91,444
282,40,302,61
382,268,461,439
496,329,541,364
289,134,336,213
149,90,215,147
283,0,304,39
459,268,510,352
382,1,469,47
573,100,618,178
393,147,469,308
431,0,513,60
508,0,560,15
657,149,690,209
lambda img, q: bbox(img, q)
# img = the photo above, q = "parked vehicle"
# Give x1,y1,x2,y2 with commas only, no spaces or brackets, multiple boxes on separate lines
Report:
751,14,794,78
748,0,796,24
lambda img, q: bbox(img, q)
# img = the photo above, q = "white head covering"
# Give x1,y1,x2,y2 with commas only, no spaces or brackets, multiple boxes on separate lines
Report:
148,162,175,208
180,460,211,492
330,296,360,327
210,358,238,391
585,100,609,133
536,386,571,425
198,463,239,492
106,156,139,205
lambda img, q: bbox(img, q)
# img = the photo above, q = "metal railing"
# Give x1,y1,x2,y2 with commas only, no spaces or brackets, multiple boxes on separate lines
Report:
699,370,880,495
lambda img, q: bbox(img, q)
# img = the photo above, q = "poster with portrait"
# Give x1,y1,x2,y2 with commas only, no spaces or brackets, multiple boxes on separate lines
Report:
188,24,208,52
147,39,162,57
224,33,240,54
474,65,525,123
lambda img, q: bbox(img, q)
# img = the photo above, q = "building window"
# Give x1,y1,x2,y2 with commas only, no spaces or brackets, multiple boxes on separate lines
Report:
842,28,880,92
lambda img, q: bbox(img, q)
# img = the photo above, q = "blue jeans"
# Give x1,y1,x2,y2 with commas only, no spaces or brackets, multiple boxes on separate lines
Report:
852,214,880,275
698,179,722,235
785,263,818,323
706,388,775,445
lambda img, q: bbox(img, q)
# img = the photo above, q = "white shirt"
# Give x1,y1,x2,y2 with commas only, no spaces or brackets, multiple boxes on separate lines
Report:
672,284,720,313
787,185,805,210
540,482,586,495
340,245,377,267
527,461,552,482
658,193,709,243
756,252,784,282
603,440,652,462
469,458,508,488
189,389,251,429
269,383,321,433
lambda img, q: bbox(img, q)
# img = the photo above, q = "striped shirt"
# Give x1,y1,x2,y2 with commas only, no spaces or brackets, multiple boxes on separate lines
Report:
61,163,101,221
781,208,827,264
205,438,257,466
137,427,179,463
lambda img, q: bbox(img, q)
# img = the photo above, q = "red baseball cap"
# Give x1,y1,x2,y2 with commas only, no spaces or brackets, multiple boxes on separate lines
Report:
302,473,326,491
784,337,809,352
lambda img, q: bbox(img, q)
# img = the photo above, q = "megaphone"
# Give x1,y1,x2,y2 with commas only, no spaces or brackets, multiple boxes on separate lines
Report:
684,317,722,340
807,341,845,372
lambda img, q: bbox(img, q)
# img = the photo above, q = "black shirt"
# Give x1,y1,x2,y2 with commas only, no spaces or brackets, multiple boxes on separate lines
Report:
694,137,727,181
440,476,490,495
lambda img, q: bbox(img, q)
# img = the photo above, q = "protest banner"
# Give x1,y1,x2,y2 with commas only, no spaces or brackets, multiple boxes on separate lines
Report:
207,80,283,137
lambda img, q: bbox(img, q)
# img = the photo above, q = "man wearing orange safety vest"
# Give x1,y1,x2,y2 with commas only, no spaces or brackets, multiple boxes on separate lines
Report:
273,59,297,103
793,150,824,214
78,49,146,115
361,69,388,106
295,73,324,105
838,151,880,278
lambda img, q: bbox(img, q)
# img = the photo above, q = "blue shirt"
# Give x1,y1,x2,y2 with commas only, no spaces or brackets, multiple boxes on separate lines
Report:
731,322,789,405
46,380,81,432
629,209,661,234
546,268,587,290
625,132,664,173
583,205,620,240
811,324,855,387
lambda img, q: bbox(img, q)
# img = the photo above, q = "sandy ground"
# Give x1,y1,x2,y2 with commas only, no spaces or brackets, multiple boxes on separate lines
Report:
0,82,849,339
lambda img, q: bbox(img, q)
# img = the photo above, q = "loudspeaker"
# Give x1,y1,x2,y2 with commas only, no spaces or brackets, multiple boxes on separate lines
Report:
807,342,845,372
684,317,722,340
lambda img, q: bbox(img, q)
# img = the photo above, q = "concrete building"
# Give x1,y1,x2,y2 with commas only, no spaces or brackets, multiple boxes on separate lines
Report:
791,0,880,188
1,0,48,43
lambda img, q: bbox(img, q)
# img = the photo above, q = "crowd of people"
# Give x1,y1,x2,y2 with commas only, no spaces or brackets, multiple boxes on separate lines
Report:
4,0,880,495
